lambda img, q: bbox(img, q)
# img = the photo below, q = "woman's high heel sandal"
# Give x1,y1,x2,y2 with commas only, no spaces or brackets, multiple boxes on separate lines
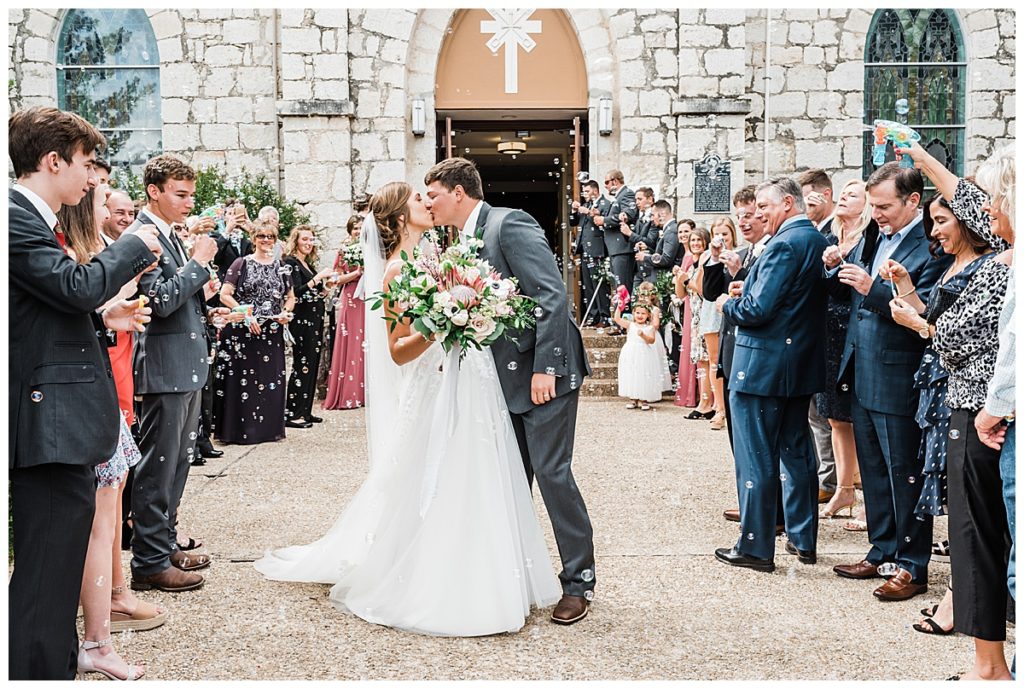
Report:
77,638,144,681
821,485,858,519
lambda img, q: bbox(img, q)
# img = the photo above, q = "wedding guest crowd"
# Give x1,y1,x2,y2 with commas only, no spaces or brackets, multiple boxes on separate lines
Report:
580,141,1015,679
9,103,1016,682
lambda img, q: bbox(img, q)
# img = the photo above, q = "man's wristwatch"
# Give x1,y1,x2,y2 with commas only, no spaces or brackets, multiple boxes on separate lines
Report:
917,322,931,339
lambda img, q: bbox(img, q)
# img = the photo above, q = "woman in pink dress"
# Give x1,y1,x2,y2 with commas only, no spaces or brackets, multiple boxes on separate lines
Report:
673,220,698,407
324,215,366,410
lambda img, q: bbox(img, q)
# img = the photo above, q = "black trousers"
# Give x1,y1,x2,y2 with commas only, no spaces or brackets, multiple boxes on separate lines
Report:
580,255,610,322
948,408,1012,641
607,252,635,299
197,360,216,443
9,463,96,680
286,316,324,420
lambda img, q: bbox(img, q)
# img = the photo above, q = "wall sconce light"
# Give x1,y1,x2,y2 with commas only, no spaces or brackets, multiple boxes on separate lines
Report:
598,97,613,136
411,98,425,136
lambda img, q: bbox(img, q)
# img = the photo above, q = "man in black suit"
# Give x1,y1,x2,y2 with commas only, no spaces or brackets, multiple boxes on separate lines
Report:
592,169,638,299
635,200,681,289
627,187,661,290
129,155,223,593
798,168,841,504
570,180,609,325
210,200,254,282
8,106,160,680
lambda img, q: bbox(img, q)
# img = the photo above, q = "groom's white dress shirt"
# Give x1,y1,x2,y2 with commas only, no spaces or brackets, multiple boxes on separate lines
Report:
461,200,484,243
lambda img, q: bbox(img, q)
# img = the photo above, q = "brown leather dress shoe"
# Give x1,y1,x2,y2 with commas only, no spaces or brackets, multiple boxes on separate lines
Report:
818,488,835,504
131,566,205,592
171,549,211,571
873,568,927,601
833,559,883,579
551,594,589,625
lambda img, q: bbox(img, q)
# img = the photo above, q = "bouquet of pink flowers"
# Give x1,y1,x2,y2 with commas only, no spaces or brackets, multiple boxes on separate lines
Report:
369,237,536,356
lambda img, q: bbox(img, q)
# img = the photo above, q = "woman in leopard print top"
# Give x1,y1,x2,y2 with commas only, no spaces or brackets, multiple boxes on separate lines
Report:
897,142,1015,679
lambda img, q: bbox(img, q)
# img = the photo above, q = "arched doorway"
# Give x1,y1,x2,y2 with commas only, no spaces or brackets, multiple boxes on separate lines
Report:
434,9,589,311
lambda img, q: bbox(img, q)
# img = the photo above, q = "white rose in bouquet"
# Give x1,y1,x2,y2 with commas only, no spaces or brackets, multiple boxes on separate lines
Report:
451,310,470,327
435,291,453,309
470,315,496,340
413,273,436,291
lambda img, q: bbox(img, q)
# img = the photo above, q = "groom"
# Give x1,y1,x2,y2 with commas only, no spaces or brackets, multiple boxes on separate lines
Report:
425,158,596,625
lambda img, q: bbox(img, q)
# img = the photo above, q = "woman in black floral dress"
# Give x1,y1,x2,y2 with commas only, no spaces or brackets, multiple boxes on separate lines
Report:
217,220,296,444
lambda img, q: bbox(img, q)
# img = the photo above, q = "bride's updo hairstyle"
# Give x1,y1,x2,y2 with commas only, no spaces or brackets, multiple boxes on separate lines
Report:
369,181,412,257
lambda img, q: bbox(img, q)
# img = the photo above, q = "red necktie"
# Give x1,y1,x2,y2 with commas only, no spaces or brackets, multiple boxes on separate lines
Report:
54,221,68,254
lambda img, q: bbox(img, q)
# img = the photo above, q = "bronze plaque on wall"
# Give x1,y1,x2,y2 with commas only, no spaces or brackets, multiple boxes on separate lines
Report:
693,153,732,214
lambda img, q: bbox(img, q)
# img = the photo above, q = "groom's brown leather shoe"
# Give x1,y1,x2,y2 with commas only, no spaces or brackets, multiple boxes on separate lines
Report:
551,595,589,625
131,566,204,592
171,549,211,571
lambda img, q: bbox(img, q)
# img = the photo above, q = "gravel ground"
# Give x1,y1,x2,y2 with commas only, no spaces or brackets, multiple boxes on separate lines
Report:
101,398,1011,680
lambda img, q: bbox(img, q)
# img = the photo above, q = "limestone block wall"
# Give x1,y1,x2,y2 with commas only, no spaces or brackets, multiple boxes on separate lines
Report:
277,8,354,242
743,8,1016,189
605,8,677,204
673,9,749,222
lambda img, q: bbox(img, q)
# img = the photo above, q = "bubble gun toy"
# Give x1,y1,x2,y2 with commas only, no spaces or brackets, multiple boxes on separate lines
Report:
232,303,254,325
873,119,920,168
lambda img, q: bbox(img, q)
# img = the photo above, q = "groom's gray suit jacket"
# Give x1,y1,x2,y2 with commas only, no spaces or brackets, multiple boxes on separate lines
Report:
473,202,591,415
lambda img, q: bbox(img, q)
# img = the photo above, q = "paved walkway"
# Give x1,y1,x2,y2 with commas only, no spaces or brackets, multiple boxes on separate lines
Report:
109,398,1008,680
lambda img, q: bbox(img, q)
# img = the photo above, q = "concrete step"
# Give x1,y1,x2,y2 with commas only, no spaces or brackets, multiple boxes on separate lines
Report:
580,378,619,397
579,377,677,399
588,362,618,380
587,347,620,365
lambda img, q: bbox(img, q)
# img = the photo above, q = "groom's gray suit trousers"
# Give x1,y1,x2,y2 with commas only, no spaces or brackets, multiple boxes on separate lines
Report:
509,387,596,597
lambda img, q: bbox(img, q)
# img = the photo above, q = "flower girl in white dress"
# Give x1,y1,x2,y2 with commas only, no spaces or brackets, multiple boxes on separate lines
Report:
613,302,663,410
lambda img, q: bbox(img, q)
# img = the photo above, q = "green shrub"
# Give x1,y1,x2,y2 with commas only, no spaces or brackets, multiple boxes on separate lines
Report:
110,165,310,239
193,167,310,239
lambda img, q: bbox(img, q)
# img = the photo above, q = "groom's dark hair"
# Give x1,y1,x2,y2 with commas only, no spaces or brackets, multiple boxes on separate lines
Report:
424,157,484,200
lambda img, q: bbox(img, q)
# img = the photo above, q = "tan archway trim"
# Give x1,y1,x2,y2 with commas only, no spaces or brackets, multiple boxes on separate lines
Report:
434,9,587,110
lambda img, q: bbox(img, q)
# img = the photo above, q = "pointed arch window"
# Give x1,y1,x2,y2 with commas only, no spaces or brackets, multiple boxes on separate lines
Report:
863,9,966,183
56,9,162,168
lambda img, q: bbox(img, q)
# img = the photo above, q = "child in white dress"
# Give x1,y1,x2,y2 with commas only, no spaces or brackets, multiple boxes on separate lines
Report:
634,281,673,392
613,302,662,409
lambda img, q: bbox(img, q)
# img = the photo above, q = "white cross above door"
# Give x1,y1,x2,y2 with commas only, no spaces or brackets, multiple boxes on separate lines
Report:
480,9,542,95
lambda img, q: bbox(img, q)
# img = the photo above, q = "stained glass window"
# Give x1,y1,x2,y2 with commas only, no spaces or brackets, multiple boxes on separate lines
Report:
863,9,965,183
56,9,161,168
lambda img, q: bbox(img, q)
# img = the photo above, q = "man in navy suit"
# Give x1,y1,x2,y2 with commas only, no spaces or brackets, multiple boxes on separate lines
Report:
715,175,830,572
827,163,952,600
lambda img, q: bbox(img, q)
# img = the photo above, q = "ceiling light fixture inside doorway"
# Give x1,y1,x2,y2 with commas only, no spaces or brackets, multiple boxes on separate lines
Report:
497,141,526,159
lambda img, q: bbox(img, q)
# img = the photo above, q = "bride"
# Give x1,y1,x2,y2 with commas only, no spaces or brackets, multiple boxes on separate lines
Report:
255,182,560,636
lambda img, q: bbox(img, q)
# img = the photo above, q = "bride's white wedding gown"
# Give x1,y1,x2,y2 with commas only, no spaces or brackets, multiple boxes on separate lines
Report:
254,338,561,636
